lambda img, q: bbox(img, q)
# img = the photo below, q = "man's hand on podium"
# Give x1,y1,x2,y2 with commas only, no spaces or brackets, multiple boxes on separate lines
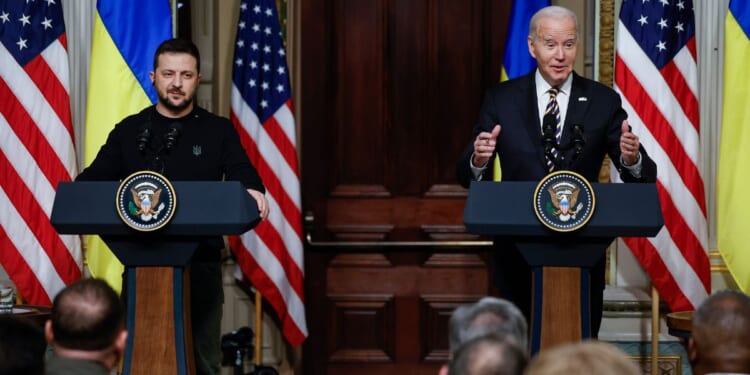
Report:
247,189,270,220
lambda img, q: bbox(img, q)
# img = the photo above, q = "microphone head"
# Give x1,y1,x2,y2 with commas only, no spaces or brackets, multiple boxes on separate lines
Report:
136,126,151,152
164,122,183,150
541,113,556,150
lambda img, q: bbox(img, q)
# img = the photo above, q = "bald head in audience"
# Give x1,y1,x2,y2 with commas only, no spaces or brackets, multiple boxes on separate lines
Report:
689,290,750,375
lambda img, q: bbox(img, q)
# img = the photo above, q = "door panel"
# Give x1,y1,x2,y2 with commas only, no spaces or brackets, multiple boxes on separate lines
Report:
301,1,511,373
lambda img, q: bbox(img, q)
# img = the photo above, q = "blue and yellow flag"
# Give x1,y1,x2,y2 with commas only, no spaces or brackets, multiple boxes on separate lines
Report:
719,0,750,292
84,0,172,293
500,0,549,81
493,0,549,181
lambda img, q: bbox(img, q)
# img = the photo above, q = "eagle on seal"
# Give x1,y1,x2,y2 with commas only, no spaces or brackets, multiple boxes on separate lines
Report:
548,184,580,221
131,188,162,216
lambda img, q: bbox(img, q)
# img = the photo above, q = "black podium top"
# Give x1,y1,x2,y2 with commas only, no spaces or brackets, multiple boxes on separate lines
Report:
463,181,663,238
51,181,260,236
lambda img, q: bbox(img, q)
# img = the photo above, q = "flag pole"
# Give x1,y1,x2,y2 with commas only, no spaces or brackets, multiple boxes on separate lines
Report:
171,0,178,37
651,286,660,374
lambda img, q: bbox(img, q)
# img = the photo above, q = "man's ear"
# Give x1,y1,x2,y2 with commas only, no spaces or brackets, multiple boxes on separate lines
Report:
527,36,536,59
115,329,128,354
149,71,155,85
44,320,54,344
438,364,449,375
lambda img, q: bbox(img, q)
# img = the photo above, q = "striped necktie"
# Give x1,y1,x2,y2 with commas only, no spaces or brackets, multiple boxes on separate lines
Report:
545,87,561,172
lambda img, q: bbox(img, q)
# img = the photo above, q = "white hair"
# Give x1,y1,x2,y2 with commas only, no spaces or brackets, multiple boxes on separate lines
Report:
528,5,579,40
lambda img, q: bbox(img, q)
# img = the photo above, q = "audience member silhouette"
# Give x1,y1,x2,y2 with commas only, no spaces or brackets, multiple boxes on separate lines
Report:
440,297,528,375
45,278,127,375
524,341,639,375
689,290,750,375
449,297,528,354
449,333,527,375
0,315,46,375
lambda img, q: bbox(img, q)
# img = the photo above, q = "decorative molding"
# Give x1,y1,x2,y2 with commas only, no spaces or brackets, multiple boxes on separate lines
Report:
631,355,682,375
327,294,395,363
598,0,615,88
424,184,469,198
420,295,483,362
327,224,394,241
423,254,487,268
330,184,392,198
421,225,483,241
329,254,393,268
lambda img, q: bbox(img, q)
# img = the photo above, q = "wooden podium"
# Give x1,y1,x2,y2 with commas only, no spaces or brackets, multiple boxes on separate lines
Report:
463,181,662,353
51,181,259,375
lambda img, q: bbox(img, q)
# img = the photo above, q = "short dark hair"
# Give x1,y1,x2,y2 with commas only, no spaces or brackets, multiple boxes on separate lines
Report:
0,315,46,375
153,38,201,73
51,278,124,351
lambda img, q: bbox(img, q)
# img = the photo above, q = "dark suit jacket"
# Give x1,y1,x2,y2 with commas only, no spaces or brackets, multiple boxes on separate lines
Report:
457,71,657,185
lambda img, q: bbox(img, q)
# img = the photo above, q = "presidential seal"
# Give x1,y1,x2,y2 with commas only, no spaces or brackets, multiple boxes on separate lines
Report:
533,170,595,232
116,171,177,232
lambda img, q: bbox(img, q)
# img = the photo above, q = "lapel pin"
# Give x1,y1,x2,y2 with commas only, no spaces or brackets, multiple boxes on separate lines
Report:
578,97,588,102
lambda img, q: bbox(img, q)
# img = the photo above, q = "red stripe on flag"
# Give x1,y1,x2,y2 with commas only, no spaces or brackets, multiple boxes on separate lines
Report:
633,180,710,285
230,112,303,239
615,55,707,215
654,183,710,287
24,54,74,140
265,104,301,179
230,241,307,346
0,79,72,187
0,151,80,286
686,37,697,61
0,225,52,305
622,237,694,311
659,61,699,132
252,220,305,298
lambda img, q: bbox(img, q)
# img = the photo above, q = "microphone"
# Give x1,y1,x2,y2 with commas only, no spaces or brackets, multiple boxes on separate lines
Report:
136,125,152,152
541,113,556,155
164,122,182,150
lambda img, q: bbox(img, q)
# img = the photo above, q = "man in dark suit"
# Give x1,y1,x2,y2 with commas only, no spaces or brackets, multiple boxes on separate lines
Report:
456,5,657,337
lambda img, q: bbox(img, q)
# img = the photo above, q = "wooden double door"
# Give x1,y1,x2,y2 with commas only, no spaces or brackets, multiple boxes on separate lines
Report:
300,1,512,373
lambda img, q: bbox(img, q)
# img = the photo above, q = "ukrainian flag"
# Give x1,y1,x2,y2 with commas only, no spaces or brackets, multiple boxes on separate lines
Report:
500,0,549,81
719,0,750,292
493,0,549,181
84,0,172,293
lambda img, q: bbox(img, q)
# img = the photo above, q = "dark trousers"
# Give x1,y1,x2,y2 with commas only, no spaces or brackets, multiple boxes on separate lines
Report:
190,260,224,375
491,243,606,338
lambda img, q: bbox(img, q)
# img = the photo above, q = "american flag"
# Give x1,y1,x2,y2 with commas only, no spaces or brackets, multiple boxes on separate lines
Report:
229,0,307,345
614,0,709,311
0,0,81,304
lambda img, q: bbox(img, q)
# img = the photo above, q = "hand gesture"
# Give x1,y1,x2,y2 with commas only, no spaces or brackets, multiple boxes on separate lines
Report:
619,120,640,166
472,125,501,167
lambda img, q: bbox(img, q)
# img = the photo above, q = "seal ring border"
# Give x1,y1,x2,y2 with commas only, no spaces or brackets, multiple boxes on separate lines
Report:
532,170,596,233
115,170,177,232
